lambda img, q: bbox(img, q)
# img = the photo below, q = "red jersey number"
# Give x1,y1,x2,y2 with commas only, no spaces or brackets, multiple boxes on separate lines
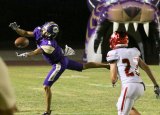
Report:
122,59,134,77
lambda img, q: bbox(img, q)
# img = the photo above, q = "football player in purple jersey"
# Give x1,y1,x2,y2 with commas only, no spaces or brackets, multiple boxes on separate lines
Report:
9,22,109,115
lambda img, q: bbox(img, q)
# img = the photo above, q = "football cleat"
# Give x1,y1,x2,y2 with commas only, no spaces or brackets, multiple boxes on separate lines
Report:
154,85,160,99
42,111,52,115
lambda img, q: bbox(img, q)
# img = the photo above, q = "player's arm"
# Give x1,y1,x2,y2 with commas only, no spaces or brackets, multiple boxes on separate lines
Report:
138,58,160,97
27,48,43,57
138,58,158,86
14,28,34,37
16,48,43,58
109,61,118,87
9,22,34,37
107,50,119,86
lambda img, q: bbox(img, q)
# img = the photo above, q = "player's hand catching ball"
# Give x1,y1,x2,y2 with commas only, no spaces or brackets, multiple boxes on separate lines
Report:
9,22,20,30
16,52,29,58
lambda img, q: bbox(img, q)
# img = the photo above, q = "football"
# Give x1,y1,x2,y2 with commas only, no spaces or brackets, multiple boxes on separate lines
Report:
14,37,29,48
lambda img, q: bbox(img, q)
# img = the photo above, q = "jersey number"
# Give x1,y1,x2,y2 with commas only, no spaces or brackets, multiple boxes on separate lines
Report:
48,41,51,45
122,59,134,77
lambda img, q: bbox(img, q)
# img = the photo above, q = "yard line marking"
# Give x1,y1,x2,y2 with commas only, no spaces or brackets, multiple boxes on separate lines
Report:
53,113,106,115
31,87,43,91
145,84,154,87
89,83,113,88
61,75,89,79
89,83,155,88
38,75,89,79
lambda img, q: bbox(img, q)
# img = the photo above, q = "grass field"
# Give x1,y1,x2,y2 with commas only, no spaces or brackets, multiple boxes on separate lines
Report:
8,65,160,115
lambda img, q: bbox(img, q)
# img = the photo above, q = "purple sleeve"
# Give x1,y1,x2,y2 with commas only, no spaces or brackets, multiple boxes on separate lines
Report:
33,26,42,40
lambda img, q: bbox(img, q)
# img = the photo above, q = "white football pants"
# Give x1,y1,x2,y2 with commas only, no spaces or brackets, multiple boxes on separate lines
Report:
117,82,144,115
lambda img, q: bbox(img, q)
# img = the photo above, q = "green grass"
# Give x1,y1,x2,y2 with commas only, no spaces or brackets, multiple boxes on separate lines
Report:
8,65,160,115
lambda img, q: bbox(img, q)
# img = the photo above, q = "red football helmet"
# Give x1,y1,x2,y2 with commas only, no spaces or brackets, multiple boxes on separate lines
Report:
109,31,129,49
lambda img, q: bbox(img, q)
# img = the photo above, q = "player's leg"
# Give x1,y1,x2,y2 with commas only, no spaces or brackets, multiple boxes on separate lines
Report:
117,86,133,115
83,62,110,70
129,83,145,115
130,107,141,115
117,99,140,115
117,83,144,115
66,58,109,71
43,86,52,115
66,59,83,71
43,63,66,115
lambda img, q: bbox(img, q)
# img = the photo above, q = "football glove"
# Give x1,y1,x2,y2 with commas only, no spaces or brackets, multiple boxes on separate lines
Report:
64,45,75,56
16,52,28,58
112,77,118,88
9,22,20,30
112,82,116,88
154,85,160,98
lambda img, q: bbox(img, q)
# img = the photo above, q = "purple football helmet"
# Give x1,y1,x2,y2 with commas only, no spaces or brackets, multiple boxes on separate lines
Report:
41,21,59,38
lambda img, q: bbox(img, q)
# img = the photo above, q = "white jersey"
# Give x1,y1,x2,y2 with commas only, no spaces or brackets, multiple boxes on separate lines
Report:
107,47,143,84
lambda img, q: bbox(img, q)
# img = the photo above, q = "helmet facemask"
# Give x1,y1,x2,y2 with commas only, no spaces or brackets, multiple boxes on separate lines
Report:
41,22,59,39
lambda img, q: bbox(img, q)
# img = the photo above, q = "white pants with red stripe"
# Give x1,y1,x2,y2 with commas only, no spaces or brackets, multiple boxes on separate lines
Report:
117,82,144,115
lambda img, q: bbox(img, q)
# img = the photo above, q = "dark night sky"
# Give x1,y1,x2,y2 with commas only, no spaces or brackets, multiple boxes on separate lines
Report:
0,0,90,49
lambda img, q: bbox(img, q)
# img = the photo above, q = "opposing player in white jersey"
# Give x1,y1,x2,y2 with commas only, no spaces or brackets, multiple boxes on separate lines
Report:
106,31,160,115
